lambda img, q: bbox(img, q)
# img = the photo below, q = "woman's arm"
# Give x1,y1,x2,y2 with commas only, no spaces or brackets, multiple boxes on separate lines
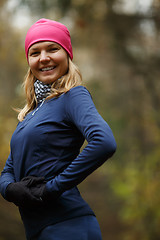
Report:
0,152,15,198
0,153,46,207
45,86,116,196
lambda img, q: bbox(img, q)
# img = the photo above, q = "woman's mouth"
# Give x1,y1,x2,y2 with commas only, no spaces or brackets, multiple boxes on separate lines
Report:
41,66,56,72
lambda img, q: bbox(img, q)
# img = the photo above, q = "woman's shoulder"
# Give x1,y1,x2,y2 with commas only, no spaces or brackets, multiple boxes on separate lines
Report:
63,85,94,115
68,85,87,92
65,85,91,99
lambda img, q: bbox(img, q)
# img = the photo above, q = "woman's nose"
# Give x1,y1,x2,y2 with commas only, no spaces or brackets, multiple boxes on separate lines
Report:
40,51,50,62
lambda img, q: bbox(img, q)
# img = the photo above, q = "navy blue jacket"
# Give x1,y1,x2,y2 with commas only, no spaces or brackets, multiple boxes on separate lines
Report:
0,86,116,239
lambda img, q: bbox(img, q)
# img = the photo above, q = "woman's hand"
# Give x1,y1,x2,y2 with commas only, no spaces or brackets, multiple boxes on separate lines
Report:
5,176,45,208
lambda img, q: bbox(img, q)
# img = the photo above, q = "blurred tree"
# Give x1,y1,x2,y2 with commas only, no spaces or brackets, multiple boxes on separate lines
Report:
0,1,27,239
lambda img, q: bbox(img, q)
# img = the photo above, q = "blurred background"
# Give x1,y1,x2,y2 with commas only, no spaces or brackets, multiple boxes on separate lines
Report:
0,0,160,239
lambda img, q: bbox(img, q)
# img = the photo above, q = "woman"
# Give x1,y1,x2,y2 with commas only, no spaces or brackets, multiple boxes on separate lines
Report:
0,18,116,240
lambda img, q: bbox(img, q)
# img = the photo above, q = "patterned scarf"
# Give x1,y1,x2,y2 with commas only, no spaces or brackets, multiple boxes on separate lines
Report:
34,79,52,103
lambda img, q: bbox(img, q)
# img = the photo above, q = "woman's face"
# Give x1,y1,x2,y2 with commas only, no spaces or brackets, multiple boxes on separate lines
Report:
28,41,69,84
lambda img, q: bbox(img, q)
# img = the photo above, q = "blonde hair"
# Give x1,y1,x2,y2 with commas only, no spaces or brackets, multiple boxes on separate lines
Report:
18,58,82,121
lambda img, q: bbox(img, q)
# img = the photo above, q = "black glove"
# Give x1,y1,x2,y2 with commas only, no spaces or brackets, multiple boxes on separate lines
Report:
21,175,48,202
5,176,45,208
30,183,48,201
21,176,61,204
31,185,61,203
28,179,61,203
21,176,46,187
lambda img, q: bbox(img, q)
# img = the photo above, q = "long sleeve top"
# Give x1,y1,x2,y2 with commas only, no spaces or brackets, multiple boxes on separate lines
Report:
0,86,116,239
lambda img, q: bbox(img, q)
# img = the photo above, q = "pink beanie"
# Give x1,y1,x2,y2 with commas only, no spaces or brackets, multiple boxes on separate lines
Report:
25,18,73,61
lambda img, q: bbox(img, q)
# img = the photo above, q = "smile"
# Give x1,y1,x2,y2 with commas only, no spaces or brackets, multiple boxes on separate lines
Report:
41,66,56,71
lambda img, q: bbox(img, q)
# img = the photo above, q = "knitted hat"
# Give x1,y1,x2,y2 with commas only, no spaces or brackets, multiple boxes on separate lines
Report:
25,18,73,61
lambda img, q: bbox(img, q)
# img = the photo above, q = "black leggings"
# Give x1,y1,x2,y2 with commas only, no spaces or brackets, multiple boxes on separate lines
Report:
34,215,102,240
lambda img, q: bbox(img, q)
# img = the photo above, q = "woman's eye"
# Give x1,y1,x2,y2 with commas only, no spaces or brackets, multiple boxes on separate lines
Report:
30,52,39,56
50,48,59,52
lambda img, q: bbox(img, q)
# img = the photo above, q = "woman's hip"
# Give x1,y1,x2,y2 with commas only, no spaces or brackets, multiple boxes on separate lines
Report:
34,215,102,240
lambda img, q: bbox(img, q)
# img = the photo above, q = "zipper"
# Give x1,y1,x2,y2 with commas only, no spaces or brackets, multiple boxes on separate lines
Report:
32,100,45,116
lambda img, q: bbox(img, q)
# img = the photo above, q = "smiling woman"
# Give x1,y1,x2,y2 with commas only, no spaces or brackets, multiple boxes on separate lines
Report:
28,42,69,84
0,18,116,240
